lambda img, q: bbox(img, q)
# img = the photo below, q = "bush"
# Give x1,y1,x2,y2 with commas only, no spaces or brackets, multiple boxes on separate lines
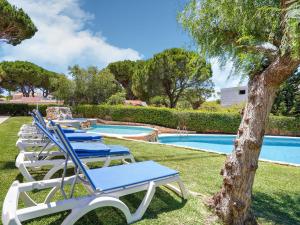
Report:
176,100,192,110
0,103,57,116
199,101,244,113
106,92,126,105
149,96,169,107
72,105,300,135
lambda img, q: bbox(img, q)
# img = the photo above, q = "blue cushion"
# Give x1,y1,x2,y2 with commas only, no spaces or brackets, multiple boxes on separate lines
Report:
74,130,86,133
72,142,110,157
71,142,110,152
65,133,101,141
108,145,130,155
86,161,178,192
76,145,130,158
49,128,86,134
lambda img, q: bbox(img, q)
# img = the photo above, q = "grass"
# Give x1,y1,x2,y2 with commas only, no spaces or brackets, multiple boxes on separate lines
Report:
0,117,299,225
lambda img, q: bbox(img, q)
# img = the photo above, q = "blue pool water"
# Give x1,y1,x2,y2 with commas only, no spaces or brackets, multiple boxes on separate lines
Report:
159,135,300,165
89,125,154,136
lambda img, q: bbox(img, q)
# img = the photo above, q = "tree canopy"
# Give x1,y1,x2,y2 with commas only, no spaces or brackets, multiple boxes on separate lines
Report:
107,60,137,99
68,65,122,105
179,0,300,77
272,70,300,116
0,0,37,45
0,61,60,97
146,48,213,108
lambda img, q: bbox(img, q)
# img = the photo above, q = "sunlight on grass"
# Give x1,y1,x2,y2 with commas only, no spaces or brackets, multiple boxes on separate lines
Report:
0,117,299,225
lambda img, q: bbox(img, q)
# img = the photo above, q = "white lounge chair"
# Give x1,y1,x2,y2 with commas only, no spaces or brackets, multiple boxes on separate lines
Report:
2,123,187,225
16,121,135,181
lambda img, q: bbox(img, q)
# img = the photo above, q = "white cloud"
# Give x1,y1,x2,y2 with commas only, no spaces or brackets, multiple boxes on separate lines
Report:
1,0,142,73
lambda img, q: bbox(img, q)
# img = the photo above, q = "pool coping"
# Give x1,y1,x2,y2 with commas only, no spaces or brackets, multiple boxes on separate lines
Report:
107,134,300,167
159,133,300,139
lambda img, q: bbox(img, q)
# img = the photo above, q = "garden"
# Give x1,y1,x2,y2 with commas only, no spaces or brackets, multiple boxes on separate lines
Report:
1,0,300,225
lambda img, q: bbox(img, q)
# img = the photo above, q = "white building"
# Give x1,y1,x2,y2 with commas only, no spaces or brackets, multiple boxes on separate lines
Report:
220,86,248,107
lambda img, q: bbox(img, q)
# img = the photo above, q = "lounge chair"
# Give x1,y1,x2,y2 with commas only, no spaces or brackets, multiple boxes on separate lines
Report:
18,112,102,142
16,121,135,181
2,123,187,225
19,110,86,135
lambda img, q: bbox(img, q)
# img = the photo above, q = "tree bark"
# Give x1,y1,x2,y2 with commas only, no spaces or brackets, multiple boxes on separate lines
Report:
212,56,299,225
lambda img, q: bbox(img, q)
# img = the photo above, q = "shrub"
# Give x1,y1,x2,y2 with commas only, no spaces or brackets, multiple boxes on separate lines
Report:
106,92,126,105
149,96,169,107
199,101,244,113
176,100,192,110
0,103,57,116
72,105,300,135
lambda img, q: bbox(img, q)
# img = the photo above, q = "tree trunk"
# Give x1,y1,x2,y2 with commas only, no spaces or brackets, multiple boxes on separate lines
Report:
212,56,299,225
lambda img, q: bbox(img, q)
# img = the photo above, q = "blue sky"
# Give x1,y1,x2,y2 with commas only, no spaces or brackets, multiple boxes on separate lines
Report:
1,0,243,95
82,0,192,59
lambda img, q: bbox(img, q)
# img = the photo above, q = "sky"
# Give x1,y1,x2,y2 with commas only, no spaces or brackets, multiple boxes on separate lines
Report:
1,0,243,96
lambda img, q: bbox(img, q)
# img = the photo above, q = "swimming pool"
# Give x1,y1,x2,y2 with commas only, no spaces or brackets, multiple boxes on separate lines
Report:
158,134,300,166
89,124,155,137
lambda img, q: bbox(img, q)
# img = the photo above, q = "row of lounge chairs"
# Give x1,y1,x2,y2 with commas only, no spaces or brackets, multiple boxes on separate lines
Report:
2,110,187,225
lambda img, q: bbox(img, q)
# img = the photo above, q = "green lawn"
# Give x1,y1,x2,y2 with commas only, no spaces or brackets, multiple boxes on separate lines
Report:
0,117,299,225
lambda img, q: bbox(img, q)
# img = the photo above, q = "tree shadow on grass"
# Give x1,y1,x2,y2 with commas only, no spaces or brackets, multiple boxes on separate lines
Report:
0,160,16,170
253,191,300,225
24,187,186,225
138,152,224,163
77,187,187,225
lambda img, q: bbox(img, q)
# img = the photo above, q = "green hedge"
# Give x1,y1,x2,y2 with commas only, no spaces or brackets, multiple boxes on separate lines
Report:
72,105,300,135
0,103,53,116
2,103,299,135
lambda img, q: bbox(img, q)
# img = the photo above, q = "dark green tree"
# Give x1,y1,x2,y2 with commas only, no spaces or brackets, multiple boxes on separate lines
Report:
183,79,214,109
0,0,37,45
272,70,300,116
68,65,121,105
107,60,137,99
0,61,59,97
50,75,75,104
131,60,154,101
180,0,300,224
147,48,212,108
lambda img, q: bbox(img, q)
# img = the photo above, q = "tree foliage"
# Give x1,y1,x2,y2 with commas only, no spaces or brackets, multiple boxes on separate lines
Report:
68,65,122,105
179,0,300,77
146,48,213,108
0,61,60,97
131,60,154,101
107,60,137,99
272,70,300,116
50,75,75,104
0,0,37,45
106,91,126,105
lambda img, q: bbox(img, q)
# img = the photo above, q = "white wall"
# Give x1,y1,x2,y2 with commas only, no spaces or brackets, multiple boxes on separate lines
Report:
220,86,248,107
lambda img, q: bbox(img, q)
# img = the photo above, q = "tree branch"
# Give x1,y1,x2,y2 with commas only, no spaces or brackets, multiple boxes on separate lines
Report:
237,44,278,60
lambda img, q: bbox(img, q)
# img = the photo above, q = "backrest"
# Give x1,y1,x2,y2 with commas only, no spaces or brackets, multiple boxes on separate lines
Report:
52,123,96,190
33,109,47,128
34,121,66,153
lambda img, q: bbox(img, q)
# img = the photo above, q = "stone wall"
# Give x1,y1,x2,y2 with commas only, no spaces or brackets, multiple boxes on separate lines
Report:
46,107,73,120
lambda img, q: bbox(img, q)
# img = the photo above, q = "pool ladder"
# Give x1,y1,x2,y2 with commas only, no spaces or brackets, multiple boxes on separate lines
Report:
177,125,188,136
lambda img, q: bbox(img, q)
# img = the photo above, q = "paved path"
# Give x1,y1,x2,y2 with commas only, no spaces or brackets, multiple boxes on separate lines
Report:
0,116,9,124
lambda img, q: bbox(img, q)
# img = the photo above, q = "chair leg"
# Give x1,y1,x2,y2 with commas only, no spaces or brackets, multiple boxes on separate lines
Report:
131,181,156,222
61,196,133,225
43,163,66,180
164,179,188,199
18,164,35,182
